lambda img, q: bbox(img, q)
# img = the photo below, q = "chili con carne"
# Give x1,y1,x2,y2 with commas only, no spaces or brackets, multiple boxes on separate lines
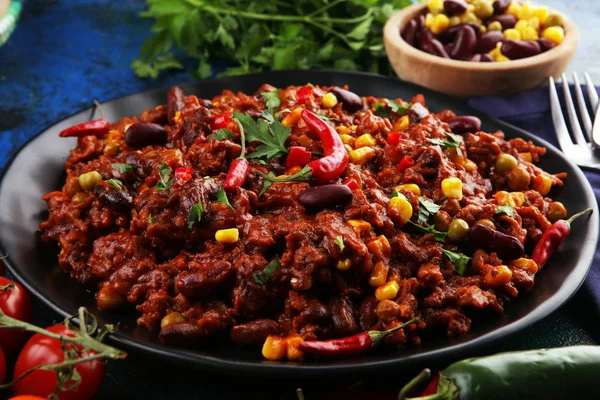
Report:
58,120,110,138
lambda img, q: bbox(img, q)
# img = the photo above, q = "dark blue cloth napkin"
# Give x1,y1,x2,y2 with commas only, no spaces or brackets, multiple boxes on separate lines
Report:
468,86,600,313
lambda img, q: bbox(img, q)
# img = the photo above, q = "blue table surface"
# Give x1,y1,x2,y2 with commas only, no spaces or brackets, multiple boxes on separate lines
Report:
1,1,599,399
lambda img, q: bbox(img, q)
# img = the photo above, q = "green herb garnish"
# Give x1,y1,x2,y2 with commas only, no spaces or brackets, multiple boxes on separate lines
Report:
335,236,345,252
234,112,290,160
408,221,447,243
186,201,203,230
373,99,409,118
495,203,516,217
106,179,123,190
417,196,441,225
155,164,175,191
254,259,281,286
429,132,464,156
441,248,471,276
209,128,235,142
111,163,135,173
215,187,234,211
261,90,281,110
148,214,156,224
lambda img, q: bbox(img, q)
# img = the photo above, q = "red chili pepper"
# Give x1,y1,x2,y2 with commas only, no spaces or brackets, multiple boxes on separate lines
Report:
342,177,360,191
286,146,312,168
297,318,416,359
296,86,313,104
224,118,249,191
58,119,110,138
388,131,401,146
175,167,194,182
531,208,593,269
211,114,231,130
398,156,415,172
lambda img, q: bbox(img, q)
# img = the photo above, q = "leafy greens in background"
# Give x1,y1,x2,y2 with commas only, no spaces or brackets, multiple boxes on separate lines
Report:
132,0,415,80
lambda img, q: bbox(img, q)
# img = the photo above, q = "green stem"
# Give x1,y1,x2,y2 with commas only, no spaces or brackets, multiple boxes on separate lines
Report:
93,100,107,121
565,208,593,225
296,388,305,400
257,165,313,183
368,317,418,346
307,0,346,17
0,283,15,292
398,369,431,400
233,117,246,160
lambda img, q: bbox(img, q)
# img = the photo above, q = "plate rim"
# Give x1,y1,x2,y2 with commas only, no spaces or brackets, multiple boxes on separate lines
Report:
1,69,598,376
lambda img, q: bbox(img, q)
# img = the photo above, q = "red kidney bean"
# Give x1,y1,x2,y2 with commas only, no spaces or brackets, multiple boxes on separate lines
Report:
468,224,525,260
480,53,494,62
501,40,541,60
493,0,511,15
408,103,430,122
295,299,330,328
159,323,204,345
401,19,418,46
447,115,482,133
438,23,481,44
299,184,352,210
95,183,133,209
358,296,378,331
329,87,364,113
444,0,468,15
176,261,234,299
488,14,517,30
422,39,450,58
444,42,455,55
230,319,280,345
415,14,425,30
125,122,167,149
330,296,360,337
167,86,185,125
419,28,435,47
467,54,482,62
538,38,557,52
450,25,477,59
475,30,504,53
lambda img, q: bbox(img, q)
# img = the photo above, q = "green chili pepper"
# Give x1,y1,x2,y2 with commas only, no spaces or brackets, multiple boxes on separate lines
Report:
400,346,600,400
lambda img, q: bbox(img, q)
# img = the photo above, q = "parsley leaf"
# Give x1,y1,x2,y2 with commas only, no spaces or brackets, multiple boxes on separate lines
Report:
441,248,471,276
111,163,135,173
418,196,441,225
261,90,281,110
259,171,276,196
496,203,516,217
254,259,281,286
186,201,203,230
155,164,175,191
408,221,447,243
148,214,156,224
391,191,408,200
214,187,234,211
373,99,409,118
429,132,464,156
234,112,290,160
209,129,235,142
335,236,345,252
106,179,123,190
389,99,410,114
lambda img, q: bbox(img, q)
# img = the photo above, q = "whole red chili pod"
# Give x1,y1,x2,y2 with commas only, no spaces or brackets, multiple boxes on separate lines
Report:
531,208,593,269
224,118,250,191
58,119,110,138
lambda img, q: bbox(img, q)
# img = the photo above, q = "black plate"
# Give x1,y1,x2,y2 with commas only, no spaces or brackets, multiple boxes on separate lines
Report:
0,70,597,376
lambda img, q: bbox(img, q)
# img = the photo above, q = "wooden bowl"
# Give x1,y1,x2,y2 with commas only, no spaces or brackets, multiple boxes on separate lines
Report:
383,4,579,98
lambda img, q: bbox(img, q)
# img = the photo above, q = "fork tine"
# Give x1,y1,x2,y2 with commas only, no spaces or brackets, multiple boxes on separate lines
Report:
561,74,588,146
584,72,599,112
549,77,576,153
572,73,592,140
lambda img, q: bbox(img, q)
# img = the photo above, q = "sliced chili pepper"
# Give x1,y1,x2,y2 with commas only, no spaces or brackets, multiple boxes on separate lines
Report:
224,118,249,191
297,318,416,359
342,177,360,191
286,146,312,168
398,156,415,172
175,167,194,182
296,86,313,104
388,131,401,146
531,208,593,269
211,114,231,130
58,119,110,138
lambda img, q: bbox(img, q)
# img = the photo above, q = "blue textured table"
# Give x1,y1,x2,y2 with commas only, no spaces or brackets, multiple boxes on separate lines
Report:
0,1,599,399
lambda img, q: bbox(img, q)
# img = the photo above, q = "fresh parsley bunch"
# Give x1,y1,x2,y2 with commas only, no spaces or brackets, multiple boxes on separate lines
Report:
132,0,414,79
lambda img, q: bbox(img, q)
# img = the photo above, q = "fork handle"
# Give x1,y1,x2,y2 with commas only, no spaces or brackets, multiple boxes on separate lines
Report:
593,101,600,149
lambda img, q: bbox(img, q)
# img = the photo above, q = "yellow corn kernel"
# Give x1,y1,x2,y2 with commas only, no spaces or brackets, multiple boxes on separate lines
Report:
467,4,475,13
161,311,185,329
72,192,88,205
339,134,356,147
349,147,375,166
511,257,539,274
347,219,371,236
519,152,533,162
517,1,534,20
515,20,529,31
262,335,287,361
461,11,479,24
494,191,516,208
449,16,461,26
532,175,552,196
506,1,521,17
488,21,502,31
281,108,303,127
431,14,450,35
215,228,239,243
78,171,102,191
103,142,120,157
427,0,444,14
464,159,478,174
286,334,304,361
349,125,357,133
425,13,435,29
503,28,521,41
520,26,539,40
510,192,525,207
393,115,410,131
367,235,391,260
395,183,421,196
527,16,540,30
479,25,487,34
321,92,338,109
483,265,513,288
389,196,414,222
533,6,549,25
441,177,463,200
336,258,352,271
298,135,312,148
355,134,376,149
344,144,353,154
369,261,389,288
173,111,182,124
495,54,510,62
336,126,349,135
375,280,400,301
542,26,565,45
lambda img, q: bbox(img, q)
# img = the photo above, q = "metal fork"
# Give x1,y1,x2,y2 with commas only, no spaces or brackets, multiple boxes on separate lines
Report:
549,73,600,170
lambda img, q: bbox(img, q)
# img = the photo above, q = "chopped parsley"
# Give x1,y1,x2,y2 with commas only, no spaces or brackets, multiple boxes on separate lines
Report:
261,89,281,110
148,214,156,224
208,128,235,142
254,259,281,286
106,179,123,190
335,236,345,252
408,221,447,243
495,203,516,217
155,164,175,191
214,187,234,211
429,132,464,156
373,99,409,118
441,248,471,276
417,196,441,225
111,163,135,173
186,201,203,230
234,112,290,160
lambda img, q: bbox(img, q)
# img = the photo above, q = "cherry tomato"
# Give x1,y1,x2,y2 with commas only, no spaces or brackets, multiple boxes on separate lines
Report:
0,277,31,355
13,324,104,400
9,396,48,400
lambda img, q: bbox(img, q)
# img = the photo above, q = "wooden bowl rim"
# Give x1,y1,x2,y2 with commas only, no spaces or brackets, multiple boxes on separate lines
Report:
384,3,580,71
